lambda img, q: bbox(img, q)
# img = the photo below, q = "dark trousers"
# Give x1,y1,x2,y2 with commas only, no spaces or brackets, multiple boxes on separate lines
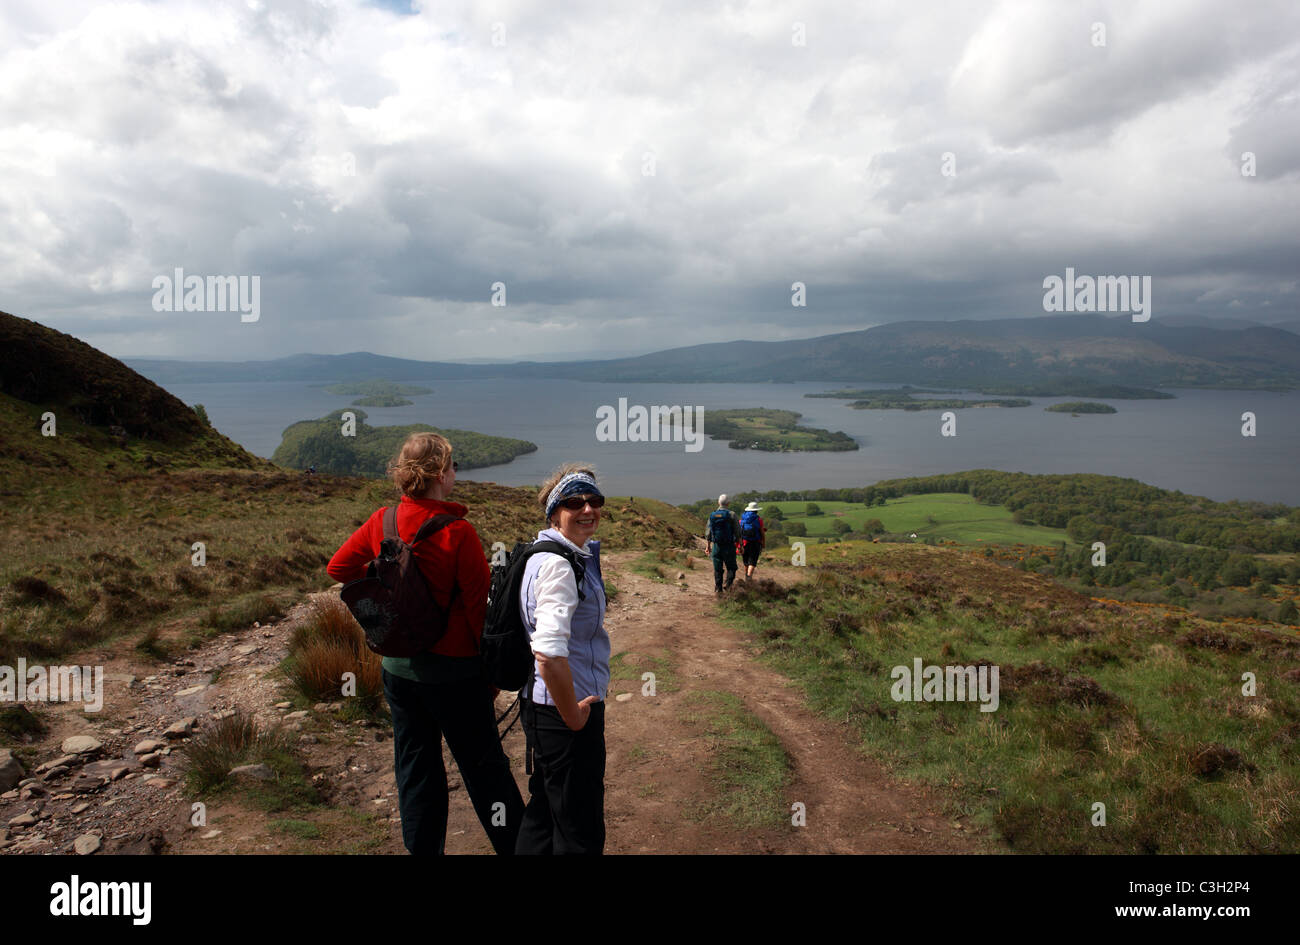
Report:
712,548,737,590
383,669,524,855
516,701,606,855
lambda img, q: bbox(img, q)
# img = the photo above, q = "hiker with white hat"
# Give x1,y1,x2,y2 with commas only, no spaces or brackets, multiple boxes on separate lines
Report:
738,501,767,581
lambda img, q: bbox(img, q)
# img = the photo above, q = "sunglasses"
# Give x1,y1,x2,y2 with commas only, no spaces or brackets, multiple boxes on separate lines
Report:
557,494,605,511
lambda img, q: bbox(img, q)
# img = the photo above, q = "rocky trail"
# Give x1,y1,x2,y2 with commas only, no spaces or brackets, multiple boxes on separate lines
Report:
1,550,990,855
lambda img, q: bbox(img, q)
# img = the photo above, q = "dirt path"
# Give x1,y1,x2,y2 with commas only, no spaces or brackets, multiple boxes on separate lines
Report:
2,549,991,855
600,551,987,854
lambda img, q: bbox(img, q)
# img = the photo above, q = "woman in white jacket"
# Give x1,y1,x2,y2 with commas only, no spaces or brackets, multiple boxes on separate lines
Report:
515,463,611,854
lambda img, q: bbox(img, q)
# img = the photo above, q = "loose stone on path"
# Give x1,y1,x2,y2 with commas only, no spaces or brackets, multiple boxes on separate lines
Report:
60,735,102,756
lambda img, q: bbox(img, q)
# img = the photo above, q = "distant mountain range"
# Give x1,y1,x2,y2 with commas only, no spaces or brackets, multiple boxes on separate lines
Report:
123,314,1300,390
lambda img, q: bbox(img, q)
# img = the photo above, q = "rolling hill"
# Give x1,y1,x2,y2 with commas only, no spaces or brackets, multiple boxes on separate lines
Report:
125,314,1300,390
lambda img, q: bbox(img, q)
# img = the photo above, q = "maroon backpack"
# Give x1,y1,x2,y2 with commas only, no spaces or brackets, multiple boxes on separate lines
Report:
339,507,460,657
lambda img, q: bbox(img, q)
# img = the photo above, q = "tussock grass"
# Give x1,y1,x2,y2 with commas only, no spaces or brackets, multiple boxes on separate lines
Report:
283,597,383,716
181,710,320,811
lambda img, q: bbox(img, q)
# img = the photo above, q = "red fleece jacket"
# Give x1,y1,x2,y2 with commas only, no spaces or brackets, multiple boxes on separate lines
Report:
326,495,489,658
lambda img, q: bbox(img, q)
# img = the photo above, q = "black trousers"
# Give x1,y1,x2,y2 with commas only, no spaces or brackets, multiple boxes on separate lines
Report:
516,701,606,855
383,669,524,855
712,548,738,590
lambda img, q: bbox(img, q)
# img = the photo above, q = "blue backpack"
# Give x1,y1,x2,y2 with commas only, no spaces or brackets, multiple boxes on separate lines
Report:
740,510,762,541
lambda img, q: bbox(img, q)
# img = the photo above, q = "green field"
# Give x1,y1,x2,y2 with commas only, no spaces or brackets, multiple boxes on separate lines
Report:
768,494,1076,547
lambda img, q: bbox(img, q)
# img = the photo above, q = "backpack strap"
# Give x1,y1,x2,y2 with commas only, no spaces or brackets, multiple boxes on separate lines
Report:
412,513,458,544
382,507,459,545
526,540,587,602
384,508,463,605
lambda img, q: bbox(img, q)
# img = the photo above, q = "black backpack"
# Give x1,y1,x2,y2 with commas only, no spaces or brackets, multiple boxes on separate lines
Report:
339,507,460,658
480,540,585,692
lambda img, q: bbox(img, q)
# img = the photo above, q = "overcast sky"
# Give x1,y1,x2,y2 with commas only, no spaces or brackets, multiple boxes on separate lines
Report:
1,0,1297,362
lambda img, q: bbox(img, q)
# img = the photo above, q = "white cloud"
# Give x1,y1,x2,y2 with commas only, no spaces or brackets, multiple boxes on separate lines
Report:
0,0,1296,360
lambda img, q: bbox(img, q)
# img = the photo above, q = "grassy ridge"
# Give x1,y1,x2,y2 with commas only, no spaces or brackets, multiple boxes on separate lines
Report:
721,549,1300,853
0,459,697,673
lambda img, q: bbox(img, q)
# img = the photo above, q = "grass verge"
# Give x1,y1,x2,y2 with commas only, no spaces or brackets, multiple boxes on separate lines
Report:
717,553,1300,853
681,690,792,830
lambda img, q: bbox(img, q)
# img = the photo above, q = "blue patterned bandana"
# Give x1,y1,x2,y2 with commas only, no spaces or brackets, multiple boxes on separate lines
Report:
545,472,603,520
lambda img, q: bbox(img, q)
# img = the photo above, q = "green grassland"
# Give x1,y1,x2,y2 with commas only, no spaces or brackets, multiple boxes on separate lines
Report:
0,366,695,669
767,494,1076,547
720,549,1300,853
0,413,697,669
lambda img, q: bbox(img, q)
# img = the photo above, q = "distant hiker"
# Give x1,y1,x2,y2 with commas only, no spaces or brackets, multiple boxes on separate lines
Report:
327,433,522,855
706,494,739,594
516,463,610,855
307,464,316,476
739,501,767,581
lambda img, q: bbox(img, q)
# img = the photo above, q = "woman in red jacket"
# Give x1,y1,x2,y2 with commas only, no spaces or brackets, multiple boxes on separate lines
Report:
327,432,523,855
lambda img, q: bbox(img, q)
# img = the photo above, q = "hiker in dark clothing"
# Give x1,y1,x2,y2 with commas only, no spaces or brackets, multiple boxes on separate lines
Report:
706,494,739,594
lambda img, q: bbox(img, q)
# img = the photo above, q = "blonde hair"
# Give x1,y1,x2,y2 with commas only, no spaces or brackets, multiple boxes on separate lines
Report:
538,462,599,519
388,432,453,496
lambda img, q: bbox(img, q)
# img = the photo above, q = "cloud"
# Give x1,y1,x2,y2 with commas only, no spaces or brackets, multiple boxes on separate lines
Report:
0,0,1296,360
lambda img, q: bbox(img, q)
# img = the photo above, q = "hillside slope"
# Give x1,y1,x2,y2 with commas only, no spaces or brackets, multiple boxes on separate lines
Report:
1,310,269,484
